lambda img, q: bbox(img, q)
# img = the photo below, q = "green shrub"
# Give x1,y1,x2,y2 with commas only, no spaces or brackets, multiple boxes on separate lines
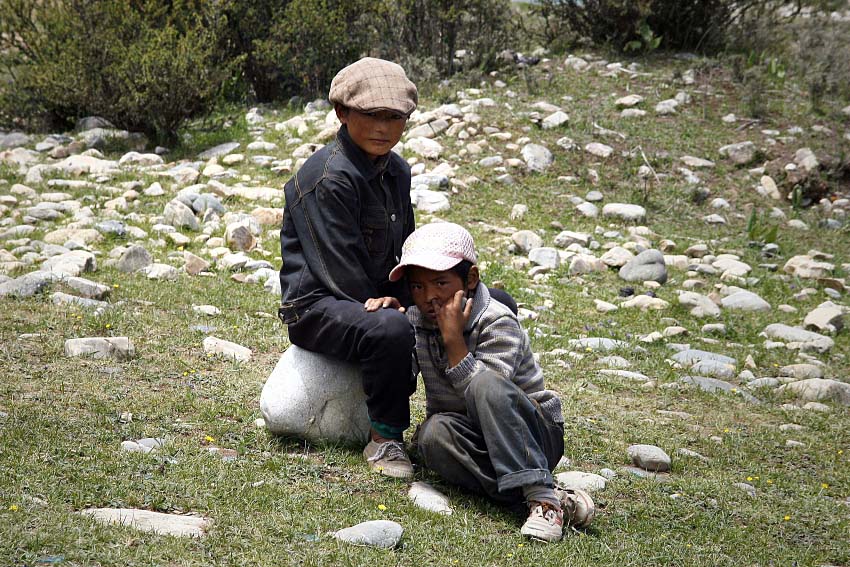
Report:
0,0,236,143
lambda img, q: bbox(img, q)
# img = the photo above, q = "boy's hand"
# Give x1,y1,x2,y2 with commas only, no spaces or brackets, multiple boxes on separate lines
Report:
434,290,473,340
364,296,405,313
434,290,473,367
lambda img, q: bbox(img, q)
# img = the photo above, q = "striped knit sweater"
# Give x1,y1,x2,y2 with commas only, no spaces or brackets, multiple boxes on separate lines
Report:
409,283,563,423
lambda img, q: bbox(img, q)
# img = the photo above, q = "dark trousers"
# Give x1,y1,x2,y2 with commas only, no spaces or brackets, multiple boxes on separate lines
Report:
287,296,416,431
416,370,564,505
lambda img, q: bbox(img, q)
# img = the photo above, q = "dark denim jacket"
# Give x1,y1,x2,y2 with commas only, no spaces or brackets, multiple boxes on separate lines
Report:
278,125,414,323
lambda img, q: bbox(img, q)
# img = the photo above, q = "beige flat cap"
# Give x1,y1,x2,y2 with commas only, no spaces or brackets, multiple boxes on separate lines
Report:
329,57,418,116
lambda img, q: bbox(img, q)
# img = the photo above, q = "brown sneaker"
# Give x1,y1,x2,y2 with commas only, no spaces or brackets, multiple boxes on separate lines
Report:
520,501,564,542
363,439,414,479
555,486,596,528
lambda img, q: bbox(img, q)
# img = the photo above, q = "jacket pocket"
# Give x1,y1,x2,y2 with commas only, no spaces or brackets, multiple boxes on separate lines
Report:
360,206,388,258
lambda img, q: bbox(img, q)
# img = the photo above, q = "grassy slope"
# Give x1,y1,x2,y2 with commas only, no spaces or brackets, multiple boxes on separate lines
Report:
1,52,849,566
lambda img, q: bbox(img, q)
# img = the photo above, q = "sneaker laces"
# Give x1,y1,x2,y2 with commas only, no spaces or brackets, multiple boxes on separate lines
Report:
367,440,407,463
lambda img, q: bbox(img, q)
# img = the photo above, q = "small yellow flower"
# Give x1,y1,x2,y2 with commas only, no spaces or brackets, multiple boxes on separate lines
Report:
723,428,730,433
839,450,844,455
783,515,791,521
754,476,759,480
177,246,184,251
773,363,779,367
517,543,525,548
183,371,188,376
686,544,692,548
506,553,514,558
113,284,120,289
746,476,753,481
377,504,387,511
821,483,829,489
204,435,215,443
766,479,774,484
730,388,737,393
105,324,111,329
8,504,18,511
585,347,593,352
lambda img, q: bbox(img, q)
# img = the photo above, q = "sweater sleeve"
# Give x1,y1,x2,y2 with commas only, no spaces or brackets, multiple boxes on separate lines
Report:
444,314,524,394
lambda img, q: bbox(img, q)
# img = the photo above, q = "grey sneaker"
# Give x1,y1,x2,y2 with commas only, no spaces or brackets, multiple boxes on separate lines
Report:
520,501,564,543
555,486,596,528
363,440,414,479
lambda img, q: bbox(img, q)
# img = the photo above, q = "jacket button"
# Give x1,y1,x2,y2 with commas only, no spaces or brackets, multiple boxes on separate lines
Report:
390,214,397,221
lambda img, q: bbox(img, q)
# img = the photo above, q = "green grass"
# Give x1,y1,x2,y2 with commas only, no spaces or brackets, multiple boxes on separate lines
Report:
2,50,850,566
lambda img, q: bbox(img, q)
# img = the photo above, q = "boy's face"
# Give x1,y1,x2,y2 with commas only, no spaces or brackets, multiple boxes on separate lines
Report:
407,265,478,321
336,107,407,162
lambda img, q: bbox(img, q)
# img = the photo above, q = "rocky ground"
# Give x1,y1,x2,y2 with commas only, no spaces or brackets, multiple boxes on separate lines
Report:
1,51,849,565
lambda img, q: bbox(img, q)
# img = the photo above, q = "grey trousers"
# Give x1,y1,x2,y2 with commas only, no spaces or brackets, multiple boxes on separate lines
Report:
416,370,564,505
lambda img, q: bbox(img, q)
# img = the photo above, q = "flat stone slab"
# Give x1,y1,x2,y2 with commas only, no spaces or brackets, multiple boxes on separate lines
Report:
260,345,369,444
80,508,210,537
333,520,403,548
65,337,134,360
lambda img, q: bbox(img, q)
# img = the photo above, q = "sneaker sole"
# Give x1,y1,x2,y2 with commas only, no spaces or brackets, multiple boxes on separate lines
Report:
520,523,563,543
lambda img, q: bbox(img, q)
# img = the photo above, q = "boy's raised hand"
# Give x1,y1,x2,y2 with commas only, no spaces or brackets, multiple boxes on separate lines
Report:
433,290,473,341
364,296,405,313
435,290,473,367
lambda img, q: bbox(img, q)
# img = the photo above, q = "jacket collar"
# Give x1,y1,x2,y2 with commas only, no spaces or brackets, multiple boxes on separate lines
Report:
409,283,491,333
336,125,402,180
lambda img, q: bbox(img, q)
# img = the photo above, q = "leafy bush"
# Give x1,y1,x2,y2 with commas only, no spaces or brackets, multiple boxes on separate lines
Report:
0,0,236,143
529,0,739,53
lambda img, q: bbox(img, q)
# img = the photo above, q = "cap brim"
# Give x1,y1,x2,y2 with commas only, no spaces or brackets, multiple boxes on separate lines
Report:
388,253,463,282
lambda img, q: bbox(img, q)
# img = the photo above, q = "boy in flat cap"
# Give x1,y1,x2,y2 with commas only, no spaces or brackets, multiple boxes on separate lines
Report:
279,57,419,478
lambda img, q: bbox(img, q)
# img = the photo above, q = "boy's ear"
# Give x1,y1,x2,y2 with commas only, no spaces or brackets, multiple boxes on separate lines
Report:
334,103,349,123
466,265,480,292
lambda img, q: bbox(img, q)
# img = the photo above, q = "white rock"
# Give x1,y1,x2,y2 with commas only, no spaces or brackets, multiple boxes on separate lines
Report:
585,142,614,158
761,323,834,353
803,304,844,333
720,290,771,312
41,250,96,277
193,305,221,316
406,137,443,159
783,255,834,279
681,156,715,168
408,482,452,515
65,337,134,360
333,520,403,549
779,379,850,406
260,345,368,444
678,291,720,318
615,94,643,108
411,187,450,213
80,508,209,537
203,336,251,362
555,471,607,492
143,263,179,281
602,203,646,222
718,141,757,165
522,143,554,172
627,444,671,472
542,111,569,129
655,99,678,114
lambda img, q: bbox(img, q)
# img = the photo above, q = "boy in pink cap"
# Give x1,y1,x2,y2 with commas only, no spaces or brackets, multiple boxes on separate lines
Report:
386,222,595,542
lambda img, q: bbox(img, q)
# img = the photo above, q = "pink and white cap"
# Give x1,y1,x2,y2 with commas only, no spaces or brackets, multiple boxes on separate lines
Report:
389,222,477,282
